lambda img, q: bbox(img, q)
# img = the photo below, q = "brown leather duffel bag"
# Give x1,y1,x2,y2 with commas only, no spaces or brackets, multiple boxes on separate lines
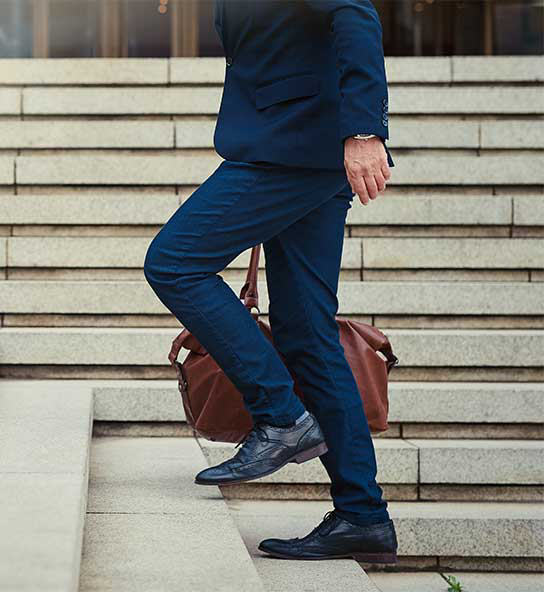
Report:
169,245,399,443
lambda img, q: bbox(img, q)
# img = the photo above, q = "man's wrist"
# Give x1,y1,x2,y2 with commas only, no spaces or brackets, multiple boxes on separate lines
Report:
352,133,377,141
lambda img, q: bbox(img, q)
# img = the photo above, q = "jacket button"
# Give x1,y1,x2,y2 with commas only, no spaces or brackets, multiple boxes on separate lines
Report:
226,57,233,66
382,98,388,105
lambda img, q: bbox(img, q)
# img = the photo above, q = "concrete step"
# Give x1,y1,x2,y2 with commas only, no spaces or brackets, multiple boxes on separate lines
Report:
5,153,543,185
200,438,544,487
0,381,93,591
0,235,358,270
1,56,542,85
227,499,544,567
78,437,264,591
1,280,542,317
2,379,541,427
2,236,542,272
1,118,543,149
1,327,541,368
2,191,543,227
9,85,542,116
368,571,544,592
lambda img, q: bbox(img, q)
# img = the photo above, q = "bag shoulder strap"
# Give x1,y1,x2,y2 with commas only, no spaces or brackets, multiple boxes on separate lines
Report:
239,245,261,312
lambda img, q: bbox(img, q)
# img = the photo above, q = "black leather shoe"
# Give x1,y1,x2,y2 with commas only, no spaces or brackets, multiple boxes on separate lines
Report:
258,510,398,564
194,411,328,486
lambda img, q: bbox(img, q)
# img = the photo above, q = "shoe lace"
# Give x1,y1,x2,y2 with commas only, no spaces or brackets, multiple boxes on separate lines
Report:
234,423,267,450
307,510,339,538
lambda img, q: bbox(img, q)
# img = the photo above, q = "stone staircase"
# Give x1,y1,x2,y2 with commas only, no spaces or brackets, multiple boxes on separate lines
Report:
0,56,543,591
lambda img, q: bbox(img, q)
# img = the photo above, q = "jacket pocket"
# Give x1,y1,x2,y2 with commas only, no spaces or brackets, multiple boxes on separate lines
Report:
255,74,321,110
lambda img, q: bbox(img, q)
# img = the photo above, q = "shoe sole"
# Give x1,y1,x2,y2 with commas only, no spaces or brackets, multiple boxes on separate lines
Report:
258,547,398,564
194,441,328,486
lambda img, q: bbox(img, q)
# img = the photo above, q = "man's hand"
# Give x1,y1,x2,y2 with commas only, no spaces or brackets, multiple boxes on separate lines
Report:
344,136,391,205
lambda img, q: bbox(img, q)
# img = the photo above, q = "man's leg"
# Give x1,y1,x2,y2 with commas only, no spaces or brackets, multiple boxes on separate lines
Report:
143,159,351,427
263,185,390,526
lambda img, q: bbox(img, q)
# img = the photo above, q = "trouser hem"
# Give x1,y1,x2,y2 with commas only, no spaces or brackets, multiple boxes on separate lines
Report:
334,509,391,527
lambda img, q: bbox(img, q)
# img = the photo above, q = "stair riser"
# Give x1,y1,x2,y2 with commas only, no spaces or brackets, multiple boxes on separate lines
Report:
218,483,544,503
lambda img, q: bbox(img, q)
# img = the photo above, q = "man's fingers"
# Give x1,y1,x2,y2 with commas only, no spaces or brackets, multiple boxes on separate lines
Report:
353,181,370,205
363,175,379,200
381,163,392,182
374,171,387,193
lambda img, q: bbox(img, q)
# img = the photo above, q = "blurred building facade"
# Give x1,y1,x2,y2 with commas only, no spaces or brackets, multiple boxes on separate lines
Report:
0,0,542,59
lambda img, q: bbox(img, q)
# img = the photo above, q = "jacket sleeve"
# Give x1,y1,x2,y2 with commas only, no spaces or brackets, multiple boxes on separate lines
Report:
302,0,389,144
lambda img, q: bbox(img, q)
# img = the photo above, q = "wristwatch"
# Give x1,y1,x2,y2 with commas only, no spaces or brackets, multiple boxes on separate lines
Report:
352,134,376,141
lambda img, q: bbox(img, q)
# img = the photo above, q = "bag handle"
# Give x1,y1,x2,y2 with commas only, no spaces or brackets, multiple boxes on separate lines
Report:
239,244,261,313
378,342,400,374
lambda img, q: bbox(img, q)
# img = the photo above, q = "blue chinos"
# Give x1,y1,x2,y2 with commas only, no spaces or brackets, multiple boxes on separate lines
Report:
143,159,390,526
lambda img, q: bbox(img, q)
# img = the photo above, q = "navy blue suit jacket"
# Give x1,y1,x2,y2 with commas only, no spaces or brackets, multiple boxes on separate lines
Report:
213,0,394,170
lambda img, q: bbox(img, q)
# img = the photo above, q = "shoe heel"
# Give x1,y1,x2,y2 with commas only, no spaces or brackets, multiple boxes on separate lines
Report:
351,552,398,564
293,441,328,464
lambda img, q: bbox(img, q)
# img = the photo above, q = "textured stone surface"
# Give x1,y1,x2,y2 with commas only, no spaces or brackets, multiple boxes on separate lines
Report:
369,571,446,592
407,439,544,485
23,87,222,114
227,500,544,558
0,192,180,225
175,120,216,147
0,327,181,365
481,120,544,149
3,280,542,317
389,119,479,148
338,281,544,315
0,157,14,184
228,499,379,592
170,57,226,83
384,329,544,367
442,572,543,590
363,238,544,269
2,57,539,87
0,121,174,149
0,474,87,592
3,190,523,227
389,154,544,184
346,193,511,225
452,56,544,82
388,382,544,424
200,438,418,485
80,437,265,592
0,87,20,114
514,196,544,227
15,154,222,185
5,236,360,269
92,380,185,421
391,87,543,114
385,57,451,83
0,382,93,592
1,327,542,367
370,571,544,592
0,237,6,267
0,58,169,84
5,379,539,426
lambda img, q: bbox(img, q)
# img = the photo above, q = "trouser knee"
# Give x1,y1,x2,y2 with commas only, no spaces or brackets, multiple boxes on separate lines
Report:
143,231,192,293
143,235,165,289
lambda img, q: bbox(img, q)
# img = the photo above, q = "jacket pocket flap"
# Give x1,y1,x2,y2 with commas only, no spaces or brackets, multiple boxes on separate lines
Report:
255,74,320,110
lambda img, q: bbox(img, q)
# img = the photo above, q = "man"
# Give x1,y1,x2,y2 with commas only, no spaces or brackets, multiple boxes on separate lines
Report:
144,0,398,563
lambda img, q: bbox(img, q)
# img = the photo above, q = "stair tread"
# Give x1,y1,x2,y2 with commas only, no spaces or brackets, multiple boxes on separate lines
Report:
1,280,543,316
1,327,542,368
227,499,544,558
200,437,544,485
0,383,93,591
3,379,542,425
79,437,265,592
368,571,544,592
